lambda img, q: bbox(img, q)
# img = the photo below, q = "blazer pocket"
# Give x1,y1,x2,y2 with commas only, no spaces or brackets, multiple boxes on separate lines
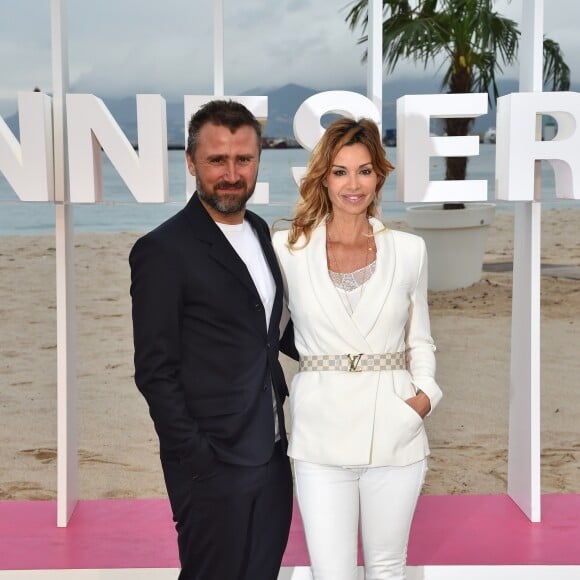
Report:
392,370,416,400
391,396,425,447
189,393,247,418
394,394,424,425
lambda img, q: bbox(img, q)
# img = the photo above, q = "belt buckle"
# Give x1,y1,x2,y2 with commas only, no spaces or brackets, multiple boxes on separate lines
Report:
346,353,363,372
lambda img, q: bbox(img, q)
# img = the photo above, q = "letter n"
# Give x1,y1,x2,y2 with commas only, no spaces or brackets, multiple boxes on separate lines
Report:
66,94,168,203
0,92,54,201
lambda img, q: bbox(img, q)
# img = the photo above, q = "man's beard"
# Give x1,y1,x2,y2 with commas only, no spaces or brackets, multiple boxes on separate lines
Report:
196,177,256,215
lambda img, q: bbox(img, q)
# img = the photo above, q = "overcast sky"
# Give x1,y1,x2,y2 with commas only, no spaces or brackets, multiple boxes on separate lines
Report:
1,0,578,117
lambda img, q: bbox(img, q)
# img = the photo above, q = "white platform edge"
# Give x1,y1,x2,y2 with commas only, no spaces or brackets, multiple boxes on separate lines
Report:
1,566,580,579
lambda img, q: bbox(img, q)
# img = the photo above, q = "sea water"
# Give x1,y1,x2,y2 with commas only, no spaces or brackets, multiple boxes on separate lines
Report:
0,144,569,236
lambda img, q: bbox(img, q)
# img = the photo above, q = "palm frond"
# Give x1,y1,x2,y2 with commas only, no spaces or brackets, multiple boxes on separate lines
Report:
543,37,571,91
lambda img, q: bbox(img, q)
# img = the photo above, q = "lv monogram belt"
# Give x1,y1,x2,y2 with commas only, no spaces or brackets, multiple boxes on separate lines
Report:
299,351,406,373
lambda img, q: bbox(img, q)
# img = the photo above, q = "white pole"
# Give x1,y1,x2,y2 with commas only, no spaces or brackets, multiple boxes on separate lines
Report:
507,0,543,522
214,0,224,96
51,0,78,527
367,0,383,121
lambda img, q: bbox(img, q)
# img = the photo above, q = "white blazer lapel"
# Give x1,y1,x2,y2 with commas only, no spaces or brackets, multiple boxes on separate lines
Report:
306,222,373,353
350,218,396,340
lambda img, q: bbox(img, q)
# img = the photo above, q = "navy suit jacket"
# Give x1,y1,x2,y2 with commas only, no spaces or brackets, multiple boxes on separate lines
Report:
130,194,293,478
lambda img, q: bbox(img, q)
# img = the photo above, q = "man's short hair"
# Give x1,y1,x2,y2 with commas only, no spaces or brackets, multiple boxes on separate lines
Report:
186,100,262,158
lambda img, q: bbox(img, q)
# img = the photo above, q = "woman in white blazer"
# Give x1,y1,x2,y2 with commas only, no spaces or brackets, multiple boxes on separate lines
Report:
273,118,442,580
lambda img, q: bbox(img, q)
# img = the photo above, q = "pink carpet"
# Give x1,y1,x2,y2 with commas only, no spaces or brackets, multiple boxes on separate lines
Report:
1,494,579,570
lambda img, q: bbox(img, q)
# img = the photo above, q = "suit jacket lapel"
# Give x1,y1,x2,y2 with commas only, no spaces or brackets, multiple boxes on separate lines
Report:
184,195,282,336
184,194,259,297
350,218,396,340
245,210,283,337
306,218,396,352
306,221,373,352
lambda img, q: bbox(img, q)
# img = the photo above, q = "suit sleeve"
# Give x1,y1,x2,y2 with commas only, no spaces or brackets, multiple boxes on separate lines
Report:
405,238,443,414
129,235,216,475
280,319,298,361
272,230,299,361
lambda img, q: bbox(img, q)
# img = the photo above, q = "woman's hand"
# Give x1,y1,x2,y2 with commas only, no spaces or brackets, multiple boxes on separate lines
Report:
405,390,431,419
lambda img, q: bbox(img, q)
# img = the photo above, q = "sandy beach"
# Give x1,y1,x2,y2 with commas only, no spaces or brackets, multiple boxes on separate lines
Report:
1,208,579,501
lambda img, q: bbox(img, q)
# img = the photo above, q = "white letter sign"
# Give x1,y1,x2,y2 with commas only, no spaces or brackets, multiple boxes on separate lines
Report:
496,91,580,201
0,92,54,202
397,93,488,203
67,94,168,203
292,90,381,185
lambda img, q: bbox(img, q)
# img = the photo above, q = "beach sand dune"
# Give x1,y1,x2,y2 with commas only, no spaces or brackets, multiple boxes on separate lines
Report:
1,210,578,500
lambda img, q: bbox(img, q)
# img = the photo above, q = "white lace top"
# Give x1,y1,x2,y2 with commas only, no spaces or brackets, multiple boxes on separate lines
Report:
328,260,377,313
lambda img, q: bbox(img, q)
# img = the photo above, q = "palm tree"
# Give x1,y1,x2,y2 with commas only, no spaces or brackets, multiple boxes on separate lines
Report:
346,0,570,190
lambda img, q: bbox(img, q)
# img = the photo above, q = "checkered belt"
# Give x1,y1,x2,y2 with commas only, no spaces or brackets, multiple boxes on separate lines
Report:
299,351,406,373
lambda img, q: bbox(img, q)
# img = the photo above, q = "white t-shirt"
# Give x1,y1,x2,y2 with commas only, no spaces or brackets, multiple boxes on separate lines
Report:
216,219,280,441
217,220,275,328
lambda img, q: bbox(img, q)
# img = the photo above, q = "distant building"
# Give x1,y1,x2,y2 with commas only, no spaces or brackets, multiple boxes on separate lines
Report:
383,128,396,147
483,127,496,144
261,137,301,149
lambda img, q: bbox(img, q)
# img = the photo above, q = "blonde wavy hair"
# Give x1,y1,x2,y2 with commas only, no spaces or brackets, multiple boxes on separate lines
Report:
287,117,394,248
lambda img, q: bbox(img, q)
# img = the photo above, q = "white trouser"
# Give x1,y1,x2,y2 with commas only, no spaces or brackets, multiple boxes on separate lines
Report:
294,458,427,580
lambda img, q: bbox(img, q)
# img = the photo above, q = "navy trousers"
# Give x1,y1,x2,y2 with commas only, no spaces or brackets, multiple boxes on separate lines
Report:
162,442,293,580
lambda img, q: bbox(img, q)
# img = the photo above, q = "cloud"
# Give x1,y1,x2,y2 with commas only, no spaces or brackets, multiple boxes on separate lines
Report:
0,0,577,118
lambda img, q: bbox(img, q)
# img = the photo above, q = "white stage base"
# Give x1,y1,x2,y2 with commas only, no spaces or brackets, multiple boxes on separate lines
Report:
1,566,580,580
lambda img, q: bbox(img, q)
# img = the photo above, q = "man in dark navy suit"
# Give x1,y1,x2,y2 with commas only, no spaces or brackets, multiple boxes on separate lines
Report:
130,100,295,580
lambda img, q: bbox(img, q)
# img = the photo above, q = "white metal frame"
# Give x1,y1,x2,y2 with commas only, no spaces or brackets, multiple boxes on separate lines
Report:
214,0,224,96
48,0,545,527
367,0,382,113
51,0,78,528
2,565,580,579
507,0,544,522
